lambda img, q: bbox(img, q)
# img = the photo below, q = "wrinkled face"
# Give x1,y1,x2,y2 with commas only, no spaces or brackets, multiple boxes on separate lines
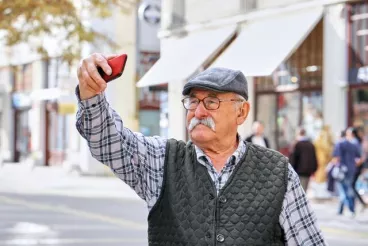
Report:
184,89,246,145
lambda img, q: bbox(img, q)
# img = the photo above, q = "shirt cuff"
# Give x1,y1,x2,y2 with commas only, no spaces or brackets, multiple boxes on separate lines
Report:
75,85,107,111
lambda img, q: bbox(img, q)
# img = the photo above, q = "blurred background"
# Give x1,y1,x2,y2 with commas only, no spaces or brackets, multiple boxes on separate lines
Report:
0,0,368,245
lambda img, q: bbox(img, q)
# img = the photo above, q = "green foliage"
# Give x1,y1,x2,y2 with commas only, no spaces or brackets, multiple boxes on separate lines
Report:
0,0,138,64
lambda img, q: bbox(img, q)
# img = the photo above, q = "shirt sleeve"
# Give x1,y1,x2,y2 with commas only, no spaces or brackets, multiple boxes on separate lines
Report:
279,164,327,246
75,87,167,207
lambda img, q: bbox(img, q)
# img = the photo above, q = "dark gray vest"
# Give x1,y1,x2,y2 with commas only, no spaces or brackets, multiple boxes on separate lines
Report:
148,139,288,245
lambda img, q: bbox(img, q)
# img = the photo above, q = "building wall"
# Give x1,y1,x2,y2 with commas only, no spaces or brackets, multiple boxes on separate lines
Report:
257,0,312,9
78,5,139,175
29,60,45,165
323,4,348,136
111,7,138,132
160,0,351,144
237,77,255,139
139,110,161,136
185,0,243,24
166,0,314,27
168,79,187,140
0,67,12,160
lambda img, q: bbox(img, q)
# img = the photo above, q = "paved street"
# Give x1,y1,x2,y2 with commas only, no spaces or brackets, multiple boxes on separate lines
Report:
312,200,368,246
0,163,368,245
0,193,148,246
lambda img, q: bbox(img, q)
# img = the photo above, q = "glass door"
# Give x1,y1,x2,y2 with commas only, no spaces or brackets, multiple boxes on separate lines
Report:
301,91,323,141
276,92,301,156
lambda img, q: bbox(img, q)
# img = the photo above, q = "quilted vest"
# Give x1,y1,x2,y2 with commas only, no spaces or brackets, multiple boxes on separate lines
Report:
148,139,288,245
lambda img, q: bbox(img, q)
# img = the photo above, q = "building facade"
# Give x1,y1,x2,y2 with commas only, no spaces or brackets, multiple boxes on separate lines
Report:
138,0,357,155
0,2,145,175
347,1,368,138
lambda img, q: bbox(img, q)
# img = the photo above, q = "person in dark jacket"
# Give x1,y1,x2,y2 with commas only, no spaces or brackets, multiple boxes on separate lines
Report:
76,53,326,245
245,121,270,148
289,127,318,192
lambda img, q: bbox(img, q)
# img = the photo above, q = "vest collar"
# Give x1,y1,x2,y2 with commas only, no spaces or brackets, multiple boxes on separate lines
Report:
193,135,247,168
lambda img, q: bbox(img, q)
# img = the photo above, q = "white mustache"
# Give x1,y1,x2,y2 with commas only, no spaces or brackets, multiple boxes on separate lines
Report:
188,117,216,131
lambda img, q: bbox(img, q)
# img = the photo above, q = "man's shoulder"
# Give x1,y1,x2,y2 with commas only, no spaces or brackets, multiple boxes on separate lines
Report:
244,141,287,160
166,138,192,152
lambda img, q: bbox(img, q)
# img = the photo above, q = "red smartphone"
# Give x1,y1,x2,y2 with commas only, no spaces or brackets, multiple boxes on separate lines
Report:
98,54,128,82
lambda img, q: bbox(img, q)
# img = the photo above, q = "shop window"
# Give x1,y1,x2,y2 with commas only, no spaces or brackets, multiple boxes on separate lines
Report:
348,2,368,136
350,88,368,135
13,63,33,92
302,91,323,140
277,92,301,156
349,3,368,71
255,20,323,153
257,20,323,92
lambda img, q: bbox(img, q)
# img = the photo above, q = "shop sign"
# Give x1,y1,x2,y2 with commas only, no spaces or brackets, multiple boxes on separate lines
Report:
58,103,76,115
138,2,161,25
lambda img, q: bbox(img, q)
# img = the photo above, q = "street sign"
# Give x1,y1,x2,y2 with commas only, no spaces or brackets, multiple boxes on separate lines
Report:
138,2,161,25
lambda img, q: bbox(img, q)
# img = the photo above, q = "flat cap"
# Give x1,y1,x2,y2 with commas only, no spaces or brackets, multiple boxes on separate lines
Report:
182,67,248,100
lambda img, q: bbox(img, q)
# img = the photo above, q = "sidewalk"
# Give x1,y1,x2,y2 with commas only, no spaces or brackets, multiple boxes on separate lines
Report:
1,162,368,243
0,163,141,200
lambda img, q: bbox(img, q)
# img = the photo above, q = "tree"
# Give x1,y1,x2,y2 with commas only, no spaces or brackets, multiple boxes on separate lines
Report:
0,0,139,64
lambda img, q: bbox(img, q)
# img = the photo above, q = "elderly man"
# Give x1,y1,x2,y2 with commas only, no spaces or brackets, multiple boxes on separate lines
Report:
76,53,327,245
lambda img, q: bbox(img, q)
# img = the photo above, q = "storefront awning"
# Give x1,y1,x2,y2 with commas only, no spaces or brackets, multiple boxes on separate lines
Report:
136,25,237,87
212,8,323,77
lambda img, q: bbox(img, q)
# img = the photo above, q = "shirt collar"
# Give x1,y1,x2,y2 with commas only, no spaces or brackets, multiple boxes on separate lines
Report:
194,135,247,167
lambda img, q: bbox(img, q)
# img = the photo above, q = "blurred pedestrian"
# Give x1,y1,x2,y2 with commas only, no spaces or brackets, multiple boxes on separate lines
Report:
245,121,270,148
332,127,362,217
289,127,318,192
75,53,327,245
326,130,346,194
314,125,334,183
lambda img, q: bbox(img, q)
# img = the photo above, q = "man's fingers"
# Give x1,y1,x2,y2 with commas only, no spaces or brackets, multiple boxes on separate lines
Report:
103,54,118,60
93,53,112,76
77,53,117,99
86,83,98,94
81,70,101,93
86,63,107,89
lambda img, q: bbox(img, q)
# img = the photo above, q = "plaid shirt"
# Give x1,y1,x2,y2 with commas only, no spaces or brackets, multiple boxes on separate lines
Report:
76,91,327,246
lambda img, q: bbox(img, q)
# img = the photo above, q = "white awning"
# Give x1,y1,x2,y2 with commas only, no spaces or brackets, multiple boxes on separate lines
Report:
136,25,236,87
212,8,323,77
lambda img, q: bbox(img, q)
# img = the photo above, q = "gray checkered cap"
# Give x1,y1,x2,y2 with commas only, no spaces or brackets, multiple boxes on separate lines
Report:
182,67,248,100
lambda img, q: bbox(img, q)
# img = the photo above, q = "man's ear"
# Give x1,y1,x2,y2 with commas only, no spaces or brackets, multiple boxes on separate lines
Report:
237,102,250,125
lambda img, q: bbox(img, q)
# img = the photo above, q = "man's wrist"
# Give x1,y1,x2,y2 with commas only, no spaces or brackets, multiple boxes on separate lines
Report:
75,85,107,111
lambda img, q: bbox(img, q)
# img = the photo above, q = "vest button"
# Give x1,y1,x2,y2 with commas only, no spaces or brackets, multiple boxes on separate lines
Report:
219,196,227,203
216,234,225,242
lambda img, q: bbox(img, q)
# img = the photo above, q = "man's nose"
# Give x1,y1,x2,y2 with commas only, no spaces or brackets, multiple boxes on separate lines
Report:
194,101,208,119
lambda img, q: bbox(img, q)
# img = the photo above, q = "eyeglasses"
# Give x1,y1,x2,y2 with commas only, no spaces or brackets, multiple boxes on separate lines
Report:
181,97,244,110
